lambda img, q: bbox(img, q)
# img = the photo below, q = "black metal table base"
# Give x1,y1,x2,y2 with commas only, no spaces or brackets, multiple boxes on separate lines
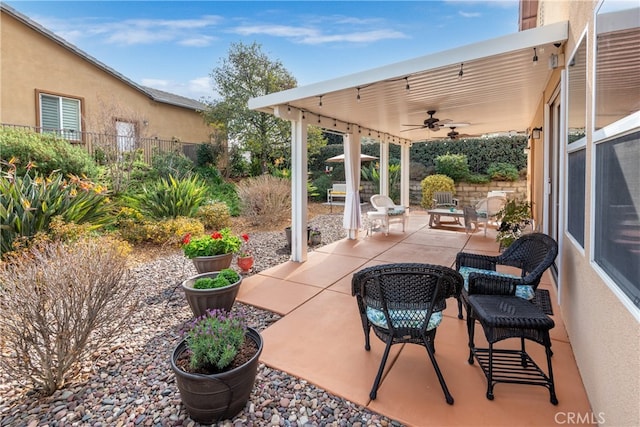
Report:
469,346,558,404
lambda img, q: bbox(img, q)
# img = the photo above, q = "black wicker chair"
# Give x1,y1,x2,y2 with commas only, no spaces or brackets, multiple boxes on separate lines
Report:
351,263,463,404
455,232,558,320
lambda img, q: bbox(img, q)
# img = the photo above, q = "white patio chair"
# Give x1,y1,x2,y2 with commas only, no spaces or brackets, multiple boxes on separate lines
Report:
369,195,407,235
473,196,507,236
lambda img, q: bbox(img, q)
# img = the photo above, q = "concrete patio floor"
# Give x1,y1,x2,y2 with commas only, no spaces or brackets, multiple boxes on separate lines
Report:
236,211,593,426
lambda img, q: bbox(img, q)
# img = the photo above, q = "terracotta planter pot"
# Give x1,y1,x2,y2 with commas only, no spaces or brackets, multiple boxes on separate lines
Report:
182,271,242,317
237,256,254,272
190,253,233,274
171,327,263,424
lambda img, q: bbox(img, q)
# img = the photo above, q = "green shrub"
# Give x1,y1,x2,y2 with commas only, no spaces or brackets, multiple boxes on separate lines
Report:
151,149,194,179
0,164,112,255
196,143,222,167
0,127,98,178
195,166,241,216
116,214,204,246
487,162,519,181
465,173,491,184
236,175,291,226
136,175,207,219
197,202,231,230
311,173,332,202
420,174,455,209
0,236,138,395
435,153,470,182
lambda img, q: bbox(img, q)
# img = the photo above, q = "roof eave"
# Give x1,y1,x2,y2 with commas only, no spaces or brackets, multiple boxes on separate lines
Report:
249,20,568,111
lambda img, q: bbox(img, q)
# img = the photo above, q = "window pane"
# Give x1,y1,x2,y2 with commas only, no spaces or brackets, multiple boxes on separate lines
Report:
40,94,60,130
595,131,640,308
595,6,640,130
567,149,585,247
61,98,81,140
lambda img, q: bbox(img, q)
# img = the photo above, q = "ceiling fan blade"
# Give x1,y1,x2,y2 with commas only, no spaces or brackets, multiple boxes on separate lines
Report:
401,124,426,127
401,126,425,132
441,122,470,128
438,119,453,125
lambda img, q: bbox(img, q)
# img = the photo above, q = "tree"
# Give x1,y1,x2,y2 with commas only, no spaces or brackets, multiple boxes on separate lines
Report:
206,42,297,174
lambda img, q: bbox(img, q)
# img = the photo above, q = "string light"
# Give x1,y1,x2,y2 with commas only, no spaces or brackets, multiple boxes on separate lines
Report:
356,87,361,102
532,47,538,65
458,63,464,80
405,77,410,92
318,95,323,108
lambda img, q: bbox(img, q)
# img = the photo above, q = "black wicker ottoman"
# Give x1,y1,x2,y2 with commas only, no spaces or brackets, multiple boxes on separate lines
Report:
466,294,558,404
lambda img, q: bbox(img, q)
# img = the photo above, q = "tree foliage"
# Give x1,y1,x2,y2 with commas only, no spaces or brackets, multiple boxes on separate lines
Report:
206,42,297,174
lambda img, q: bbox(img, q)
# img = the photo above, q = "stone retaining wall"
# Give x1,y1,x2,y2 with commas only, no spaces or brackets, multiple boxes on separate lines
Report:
361,180,527,207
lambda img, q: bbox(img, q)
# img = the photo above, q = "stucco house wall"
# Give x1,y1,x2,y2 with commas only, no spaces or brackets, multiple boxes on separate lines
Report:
529,2,639,425
0,4,212,146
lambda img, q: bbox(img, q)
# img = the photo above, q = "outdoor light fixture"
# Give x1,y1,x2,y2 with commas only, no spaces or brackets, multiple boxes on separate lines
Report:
405,77,410,92
458,63,464,80
532,127,542,139
532,47,539,65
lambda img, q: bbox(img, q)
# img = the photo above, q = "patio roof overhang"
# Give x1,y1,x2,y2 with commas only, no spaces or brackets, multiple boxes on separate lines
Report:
249,21,568,143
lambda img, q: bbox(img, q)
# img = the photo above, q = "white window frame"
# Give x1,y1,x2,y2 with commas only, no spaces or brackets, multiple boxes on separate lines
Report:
589,1,640,319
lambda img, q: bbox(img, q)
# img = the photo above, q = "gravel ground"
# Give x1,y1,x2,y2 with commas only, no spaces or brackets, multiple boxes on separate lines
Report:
0,212,403,427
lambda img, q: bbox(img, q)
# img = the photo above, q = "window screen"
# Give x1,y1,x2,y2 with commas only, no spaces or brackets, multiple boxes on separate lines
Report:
595,131,640,308
567,149,585,247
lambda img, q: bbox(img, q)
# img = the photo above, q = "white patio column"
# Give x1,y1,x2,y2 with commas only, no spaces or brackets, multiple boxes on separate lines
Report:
343,132,362,239
290,110,308,262
379,137,389,196
400,142,411,208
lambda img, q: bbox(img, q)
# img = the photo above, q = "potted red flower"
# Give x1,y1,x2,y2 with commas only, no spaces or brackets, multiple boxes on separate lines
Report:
236,233,254,273
182,228,242,273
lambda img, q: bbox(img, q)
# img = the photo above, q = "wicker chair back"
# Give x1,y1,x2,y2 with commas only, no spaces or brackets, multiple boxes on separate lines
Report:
351,263,463,403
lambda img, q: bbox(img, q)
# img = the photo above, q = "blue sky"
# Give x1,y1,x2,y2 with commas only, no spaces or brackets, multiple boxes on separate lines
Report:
8,1,521,102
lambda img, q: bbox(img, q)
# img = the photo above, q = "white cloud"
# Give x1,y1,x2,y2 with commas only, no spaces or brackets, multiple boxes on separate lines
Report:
232,24,407,45
459,11,482,18
34,15,223,46
141,77,214,101
234,25,318,38
301,29,408,45
179,36,216,47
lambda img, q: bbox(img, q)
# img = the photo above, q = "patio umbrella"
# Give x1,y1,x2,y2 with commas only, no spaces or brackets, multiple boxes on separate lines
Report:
326,153,377,163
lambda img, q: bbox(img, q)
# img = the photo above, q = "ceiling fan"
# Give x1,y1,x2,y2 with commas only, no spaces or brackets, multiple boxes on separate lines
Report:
443,127,477,140
401,110,452,132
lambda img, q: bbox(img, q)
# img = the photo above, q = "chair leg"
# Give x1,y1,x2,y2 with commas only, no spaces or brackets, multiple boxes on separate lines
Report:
457,297,464,319
370,336,394,400
545,342,559,405
424,339,454,405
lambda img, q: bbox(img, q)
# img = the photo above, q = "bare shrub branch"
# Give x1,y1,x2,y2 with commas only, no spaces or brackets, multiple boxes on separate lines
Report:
0,236,138,395
236,175,291,226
